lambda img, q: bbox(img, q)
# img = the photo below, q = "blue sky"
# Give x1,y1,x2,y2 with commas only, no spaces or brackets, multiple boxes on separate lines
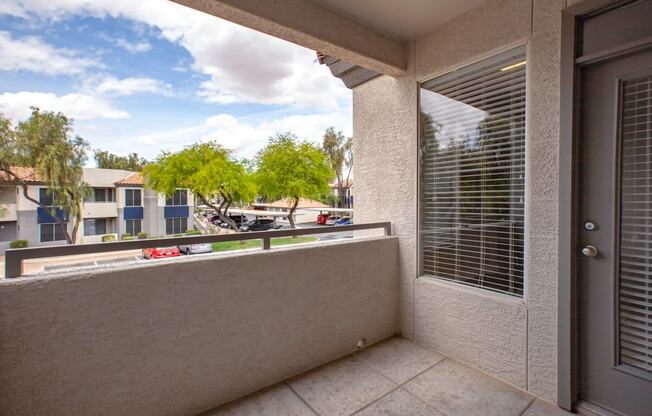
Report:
0,0,352,163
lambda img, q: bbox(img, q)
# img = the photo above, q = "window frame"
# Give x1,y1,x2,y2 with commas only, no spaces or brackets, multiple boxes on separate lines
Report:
165,217,188,235
125,219,142,236
39,223,67,242
124,188,142,207
165,189,188,206
417,45,528,298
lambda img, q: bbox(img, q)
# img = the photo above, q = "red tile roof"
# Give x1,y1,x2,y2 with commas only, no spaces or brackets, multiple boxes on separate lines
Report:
114,172,144,186
0,166,44,184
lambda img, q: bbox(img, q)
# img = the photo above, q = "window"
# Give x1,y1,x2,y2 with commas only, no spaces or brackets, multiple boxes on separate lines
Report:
166,189,188,206
125,219,141,236
39,188,61,206
84,218,114,236
166,217,187,235
419,46,526,297
40,223,67,242
125,189,142,206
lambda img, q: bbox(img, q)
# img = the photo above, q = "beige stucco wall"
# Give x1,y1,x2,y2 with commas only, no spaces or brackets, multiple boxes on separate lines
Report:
0,237,399,416
353,0,564,402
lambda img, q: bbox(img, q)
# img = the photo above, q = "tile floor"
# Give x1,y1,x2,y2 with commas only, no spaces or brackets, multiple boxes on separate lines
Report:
200,337,572,416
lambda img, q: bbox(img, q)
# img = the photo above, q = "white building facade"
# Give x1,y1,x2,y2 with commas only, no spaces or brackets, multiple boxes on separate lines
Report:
0,168,194,251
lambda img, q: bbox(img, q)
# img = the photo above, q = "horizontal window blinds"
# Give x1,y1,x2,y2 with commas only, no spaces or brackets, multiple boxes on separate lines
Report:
618,74,652,374
420,46,526,297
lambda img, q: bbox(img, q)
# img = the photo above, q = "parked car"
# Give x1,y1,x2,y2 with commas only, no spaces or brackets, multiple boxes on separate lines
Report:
325,215,341,226
142,246,180,259
219,215,247,228
240,218,275,232
273,224,301,231
335,217,353,226
317,212,330,225
209,215,222,224
178,243,213,255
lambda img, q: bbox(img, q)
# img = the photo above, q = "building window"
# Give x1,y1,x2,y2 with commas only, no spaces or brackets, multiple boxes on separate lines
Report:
40,223,67,242
39,188,61,206
84,218,114,236
166,217,187,235
84,188,116,203
166,189,188,206
125,219,141,236
419,46,526,297
125,189,142,206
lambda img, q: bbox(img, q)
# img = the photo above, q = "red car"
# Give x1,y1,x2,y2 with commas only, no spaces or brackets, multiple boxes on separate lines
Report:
317,213,330,225
142,246,181,259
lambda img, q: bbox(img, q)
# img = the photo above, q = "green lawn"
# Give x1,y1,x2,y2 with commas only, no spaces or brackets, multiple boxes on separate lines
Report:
211,236,318,252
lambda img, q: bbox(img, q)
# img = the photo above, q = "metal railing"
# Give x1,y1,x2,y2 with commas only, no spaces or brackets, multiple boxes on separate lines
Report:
4,222,391,279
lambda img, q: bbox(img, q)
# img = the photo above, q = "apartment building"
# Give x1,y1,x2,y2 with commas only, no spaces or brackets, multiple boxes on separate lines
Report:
0,167,194,251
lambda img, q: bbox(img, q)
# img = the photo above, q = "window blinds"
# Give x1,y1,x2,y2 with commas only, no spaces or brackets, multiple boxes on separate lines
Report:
419,46,526,297
618,74,652,374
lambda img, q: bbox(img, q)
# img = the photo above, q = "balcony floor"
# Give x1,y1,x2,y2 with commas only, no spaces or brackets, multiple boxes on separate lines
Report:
199,337,571,416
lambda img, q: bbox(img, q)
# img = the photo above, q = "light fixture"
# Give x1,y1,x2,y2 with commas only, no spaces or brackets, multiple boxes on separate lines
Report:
500,60,527,71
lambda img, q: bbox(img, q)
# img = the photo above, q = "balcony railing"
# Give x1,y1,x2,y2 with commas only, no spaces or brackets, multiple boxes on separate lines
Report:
0,203,17,221
4,222,391,278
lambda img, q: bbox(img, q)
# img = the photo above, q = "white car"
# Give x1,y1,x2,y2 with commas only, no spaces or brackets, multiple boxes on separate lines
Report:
178,243,213,255
325,215,341,226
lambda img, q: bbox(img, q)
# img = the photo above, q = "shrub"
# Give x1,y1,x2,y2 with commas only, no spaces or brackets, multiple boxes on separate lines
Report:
9,239,28,249
137,232,148,239
120,233,132,240
173,233,183,237
185,229,201,236
101,234,116,242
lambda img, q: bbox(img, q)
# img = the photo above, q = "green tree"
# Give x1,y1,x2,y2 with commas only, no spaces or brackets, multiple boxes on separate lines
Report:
255,132,333,228
143,142,256,231
0,108,89,244
322,127,352,207
94,149,149,171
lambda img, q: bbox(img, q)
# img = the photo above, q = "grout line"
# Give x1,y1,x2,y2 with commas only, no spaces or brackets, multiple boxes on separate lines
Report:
349,384,402,416
518,397,538,416
398,357,448,387
284,381,321,416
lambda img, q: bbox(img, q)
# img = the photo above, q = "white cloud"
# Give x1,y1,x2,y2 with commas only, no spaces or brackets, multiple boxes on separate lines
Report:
0,91,129,121
1,0,350,109
98,110,352,161
93,76,170,96
114,38,151,53
0,31,100,76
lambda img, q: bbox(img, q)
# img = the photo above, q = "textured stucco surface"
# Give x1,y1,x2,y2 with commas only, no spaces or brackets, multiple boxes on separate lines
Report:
352,0,563,403
0,237,399,416
524,0,565,400
353,46,418,338
414,278,528,388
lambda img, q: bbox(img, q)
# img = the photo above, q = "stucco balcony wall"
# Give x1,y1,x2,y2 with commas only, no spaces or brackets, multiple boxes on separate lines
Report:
0,236,399,416
0,203,17,221
82,202,118,219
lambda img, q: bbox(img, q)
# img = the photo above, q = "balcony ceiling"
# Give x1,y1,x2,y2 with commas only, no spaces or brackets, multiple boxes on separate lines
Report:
312,0,488,40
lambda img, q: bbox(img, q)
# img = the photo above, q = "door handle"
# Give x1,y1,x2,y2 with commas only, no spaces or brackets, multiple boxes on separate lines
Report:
581,245,599,257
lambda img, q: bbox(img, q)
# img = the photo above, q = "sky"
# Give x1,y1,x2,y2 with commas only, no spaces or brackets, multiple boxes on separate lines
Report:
0,0,352,164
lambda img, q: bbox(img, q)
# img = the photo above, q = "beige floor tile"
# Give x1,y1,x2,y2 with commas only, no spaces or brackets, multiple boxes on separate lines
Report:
288,356,397,416
203,383,316,416
354,388,445,416
404,359,534,416
523,399,574,416
355,338,445,384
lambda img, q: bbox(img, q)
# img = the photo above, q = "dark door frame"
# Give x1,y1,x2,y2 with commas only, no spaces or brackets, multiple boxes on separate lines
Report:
558,0,652,410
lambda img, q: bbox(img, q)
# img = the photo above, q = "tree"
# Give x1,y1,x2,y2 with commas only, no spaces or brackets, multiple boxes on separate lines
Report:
255,132,333,229
322,127,352,207
94,149,149,171
0,108,89,244
143,142,256,231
